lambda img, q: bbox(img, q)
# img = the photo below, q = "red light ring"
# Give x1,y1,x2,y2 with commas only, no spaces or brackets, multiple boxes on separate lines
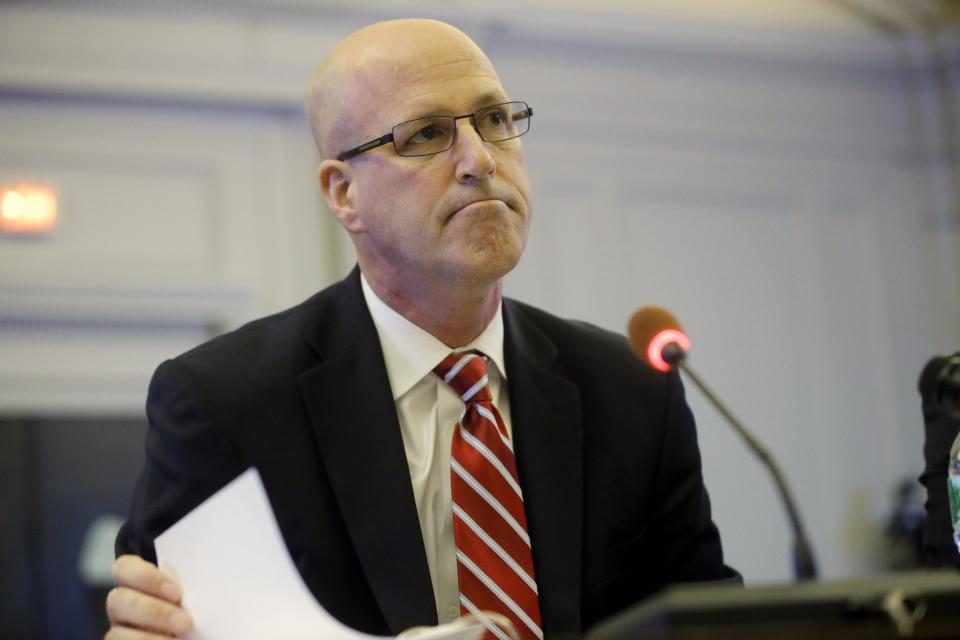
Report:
647,329,691,372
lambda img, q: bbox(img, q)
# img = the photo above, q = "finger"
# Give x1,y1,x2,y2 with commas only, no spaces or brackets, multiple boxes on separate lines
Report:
471,611,519,640
112,555,182,603
105,586,193,636
105,624,185,640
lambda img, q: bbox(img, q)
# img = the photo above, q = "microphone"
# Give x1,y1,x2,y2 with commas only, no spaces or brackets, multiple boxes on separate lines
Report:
919,354,960,418
628,306,819,581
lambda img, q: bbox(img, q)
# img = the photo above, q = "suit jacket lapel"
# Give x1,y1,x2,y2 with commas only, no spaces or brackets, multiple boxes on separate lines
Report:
504,300,584,637
298,269,437,633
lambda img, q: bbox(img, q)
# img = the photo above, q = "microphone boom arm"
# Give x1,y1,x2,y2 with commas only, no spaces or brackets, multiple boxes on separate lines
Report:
666,345,819,580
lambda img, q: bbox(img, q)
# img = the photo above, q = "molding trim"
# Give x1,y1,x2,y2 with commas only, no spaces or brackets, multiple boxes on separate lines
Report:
0,276,252,326
0,2,906,110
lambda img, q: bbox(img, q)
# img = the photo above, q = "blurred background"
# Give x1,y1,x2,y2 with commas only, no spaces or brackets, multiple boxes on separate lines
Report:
1,0,959,638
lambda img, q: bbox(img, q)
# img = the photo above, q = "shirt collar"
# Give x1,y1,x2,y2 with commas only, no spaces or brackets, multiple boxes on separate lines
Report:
360,273,507,400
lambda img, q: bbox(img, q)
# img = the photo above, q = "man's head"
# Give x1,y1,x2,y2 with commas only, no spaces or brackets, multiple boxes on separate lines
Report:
305,19,532,302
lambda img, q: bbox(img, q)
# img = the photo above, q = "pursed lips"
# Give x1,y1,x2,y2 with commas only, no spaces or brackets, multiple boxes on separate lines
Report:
447,194,515,220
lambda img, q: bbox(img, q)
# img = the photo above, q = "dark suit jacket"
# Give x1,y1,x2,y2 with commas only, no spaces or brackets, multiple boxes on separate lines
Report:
117,267,731,638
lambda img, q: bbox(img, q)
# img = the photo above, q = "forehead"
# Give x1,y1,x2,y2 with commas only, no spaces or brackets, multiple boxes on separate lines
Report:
351,44,509,129
394,56,503,100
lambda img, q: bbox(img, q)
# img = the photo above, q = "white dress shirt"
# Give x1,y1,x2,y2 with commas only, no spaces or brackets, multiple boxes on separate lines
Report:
360,275,514,624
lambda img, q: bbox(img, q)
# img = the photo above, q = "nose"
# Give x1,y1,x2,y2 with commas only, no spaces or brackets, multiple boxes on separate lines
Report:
451,118,496,183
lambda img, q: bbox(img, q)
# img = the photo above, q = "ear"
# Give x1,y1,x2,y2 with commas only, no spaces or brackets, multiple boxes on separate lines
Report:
319,159,366,233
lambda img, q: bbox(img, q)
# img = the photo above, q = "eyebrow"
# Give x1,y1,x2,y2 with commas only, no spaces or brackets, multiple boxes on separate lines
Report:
402,91,509,121
470,91,507,111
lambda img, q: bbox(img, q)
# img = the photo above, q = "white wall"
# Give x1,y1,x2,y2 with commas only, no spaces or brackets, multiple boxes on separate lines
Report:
1,1,958,587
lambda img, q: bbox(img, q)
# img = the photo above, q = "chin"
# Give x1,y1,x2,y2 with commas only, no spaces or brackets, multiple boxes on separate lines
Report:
466,246,523,282
447,221,523,279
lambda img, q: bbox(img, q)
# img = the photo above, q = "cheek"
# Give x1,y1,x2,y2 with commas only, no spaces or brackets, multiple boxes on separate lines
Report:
518,180,533,218
353,163,418,227
500,154,533,210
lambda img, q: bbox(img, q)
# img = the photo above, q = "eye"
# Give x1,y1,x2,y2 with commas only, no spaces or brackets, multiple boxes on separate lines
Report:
408,123,447,144
483,109,507,127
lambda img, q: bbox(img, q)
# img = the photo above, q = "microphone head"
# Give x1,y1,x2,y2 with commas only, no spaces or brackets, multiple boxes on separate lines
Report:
919,353,960,416
919,355,948,401
628,306,691,372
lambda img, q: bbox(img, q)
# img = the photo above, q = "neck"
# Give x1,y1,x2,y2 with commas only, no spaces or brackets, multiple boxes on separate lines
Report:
362,267,502,348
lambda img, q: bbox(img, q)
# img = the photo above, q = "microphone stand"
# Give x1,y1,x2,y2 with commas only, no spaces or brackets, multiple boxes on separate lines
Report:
665,344,819,580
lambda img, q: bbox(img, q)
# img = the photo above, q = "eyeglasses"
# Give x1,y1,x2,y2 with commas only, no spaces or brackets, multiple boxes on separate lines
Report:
336,101,533,161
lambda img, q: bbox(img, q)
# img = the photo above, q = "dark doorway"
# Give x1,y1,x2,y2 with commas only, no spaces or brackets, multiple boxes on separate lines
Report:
1,417,147,640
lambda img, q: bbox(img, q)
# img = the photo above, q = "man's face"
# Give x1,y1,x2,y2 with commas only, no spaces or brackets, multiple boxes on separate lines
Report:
336,30,533,296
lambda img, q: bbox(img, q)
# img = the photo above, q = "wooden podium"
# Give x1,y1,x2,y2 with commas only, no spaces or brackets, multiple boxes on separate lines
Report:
586,569,960,639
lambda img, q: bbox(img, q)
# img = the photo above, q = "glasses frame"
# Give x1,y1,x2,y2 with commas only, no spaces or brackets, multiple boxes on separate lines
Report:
336,101,533,161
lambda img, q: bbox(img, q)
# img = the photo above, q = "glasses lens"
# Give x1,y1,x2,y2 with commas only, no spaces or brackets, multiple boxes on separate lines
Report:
476,102,531,143
393,117,455,157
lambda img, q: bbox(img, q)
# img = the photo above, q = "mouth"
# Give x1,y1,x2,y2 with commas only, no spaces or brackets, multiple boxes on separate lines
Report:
448,197,512,220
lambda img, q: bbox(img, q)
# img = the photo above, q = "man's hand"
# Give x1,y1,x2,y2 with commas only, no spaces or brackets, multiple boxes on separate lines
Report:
397,612,519,640
105,555,193,639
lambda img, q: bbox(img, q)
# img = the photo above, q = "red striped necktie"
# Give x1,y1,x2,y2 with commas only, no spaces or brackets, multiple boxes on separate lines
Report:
434,352,543,640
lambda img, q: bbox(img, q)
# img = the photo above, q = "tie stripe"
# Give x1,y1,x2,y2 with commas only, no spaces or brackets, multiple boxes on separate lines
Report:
461,375,489,402
456,424,522,497
452,473,535,571
459,596,513,640
450,460,529,544
458,409,517,479
457,551,544,639
453,503,538,592
475,404,512,447
444,352,479,386
435,352,543,640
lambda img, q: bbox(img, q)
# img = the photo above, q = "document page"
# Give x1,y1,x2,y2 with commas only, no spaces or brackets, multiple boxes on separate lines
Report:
154,468,485,640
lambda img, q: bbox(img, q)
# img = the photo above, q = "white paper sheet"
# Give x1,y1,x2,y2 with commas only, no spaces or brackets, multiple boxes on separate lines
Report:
155,468,485,640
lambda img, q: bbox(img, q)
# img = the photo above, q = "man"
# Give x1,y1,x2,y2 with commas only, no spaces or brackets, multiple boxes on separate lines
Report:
107,19,732,640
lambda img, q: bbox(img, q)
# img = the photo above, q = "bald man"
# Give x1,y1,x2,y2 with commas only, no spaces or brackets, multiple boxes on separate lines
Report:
108,19,733,640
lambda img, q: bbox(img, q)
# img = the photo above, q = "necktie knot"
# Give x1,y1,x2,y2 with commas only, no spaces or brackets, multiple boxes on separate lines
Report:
434,351,492,404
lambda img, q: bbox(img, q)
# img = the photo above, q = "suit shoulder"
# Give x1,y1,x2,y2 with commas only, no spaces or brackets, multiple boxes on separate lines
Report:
177,292,321,363
505,298,655,380
169,274,358,382
506,298,629,354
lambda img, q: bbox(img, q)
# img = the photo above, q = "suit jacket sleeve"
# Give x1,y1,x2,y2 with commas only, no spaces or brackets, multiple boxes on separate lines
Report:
116,358,243,562
504,301,736,633
580,363,735,624
646,369,731,583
